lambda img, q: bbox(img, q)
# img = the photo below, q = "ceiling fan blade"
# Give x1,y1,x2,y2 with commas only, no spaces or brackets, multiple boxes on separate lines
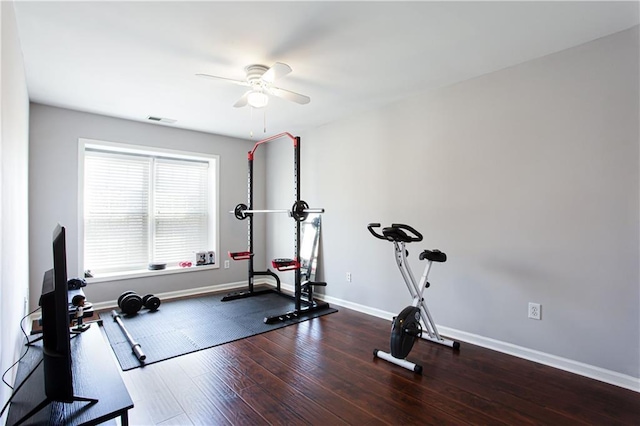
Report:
233,91,251,108
261,62,292,83
270,87,310,105
196,73,250,87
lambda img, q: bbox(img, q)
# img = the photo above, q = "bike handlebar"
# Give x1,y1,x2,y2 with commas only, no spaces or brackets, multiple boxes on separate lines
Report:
367,223,423,243
367,223,385,240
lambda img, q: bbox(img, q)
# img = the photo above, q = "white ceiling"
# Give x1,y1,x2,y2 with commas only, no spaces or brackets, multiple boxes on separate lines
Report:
13,1,640,141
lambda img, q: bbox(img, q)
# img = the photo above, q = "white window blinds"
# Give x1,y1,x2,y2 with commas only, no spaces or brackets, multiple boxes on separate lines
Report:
84,147,210,275
153,158,209,264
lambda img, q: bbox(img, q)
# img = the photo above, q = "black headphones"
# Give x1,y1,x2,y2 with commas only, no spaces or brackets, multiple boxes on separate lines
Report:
68,278,87,290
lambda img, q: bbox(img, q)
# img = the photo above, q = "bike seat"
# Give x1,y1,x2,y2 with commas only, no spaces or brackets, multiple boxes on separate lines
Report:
419,249,447,262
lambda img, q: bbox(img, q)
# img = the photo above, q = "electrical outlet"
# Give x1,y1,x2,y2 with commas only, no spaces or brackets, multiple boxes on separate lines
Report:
528,302,541,320
346,272,352,282
224,260,230,269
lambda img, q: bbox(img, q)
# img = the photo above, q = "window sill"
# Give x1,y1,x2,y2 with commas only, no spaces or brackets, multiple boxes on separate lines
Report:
86,264,219,284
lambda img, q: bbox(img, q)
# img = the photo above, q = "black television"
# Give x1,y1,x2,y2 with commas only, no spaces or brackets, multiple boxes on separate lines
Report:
40,224,73,401
15,225,96,425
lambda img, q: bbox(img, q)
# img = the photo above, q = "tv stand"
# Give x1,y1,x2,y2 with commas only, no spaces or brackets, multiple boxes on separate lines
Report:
6,325,133,425
12,395,98,426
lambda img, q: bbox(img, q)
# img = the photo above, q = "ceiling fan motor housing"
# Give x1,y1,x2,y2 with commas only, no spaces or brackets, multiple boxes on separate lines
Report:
245,64,269,88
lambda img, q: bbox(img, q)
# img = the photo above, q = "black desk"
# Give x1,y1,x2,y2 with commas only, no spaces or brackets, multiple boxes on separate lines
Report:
7,325,133,425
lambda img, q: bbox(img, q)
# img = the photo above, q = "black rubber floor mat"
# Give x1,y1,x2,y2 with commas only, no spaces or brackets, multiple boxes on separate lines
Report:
99,292,337,370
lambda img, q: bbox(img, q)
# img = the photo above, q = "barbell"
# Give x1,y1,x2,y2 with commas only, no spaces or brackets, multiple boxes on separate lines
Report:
111,310,146,362
231,200,324,222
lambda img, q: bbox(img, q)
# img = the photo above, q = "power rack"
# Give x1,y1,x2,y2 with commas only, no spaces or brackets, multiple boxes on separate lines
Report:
226,132,329,324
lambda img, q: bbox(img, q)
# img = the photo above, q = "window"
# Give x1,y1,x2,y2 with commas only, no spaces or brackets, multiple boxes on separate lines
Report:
80,139,218,277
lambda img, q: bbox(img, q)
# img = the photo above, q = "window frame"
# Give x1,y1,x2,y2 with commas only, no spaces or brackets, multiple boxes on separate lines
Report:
78,138,220,282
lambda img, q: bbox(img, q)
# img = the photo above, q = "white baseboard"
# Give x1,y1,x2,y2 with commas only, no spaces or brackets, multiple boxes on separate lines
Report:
89,280,250,312
437,326,640,393
315,292,640,393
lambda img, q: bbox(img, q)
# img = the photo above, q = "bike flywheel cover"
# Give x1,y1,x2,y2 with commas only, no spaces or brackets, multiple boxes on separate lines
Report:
390,306,421,358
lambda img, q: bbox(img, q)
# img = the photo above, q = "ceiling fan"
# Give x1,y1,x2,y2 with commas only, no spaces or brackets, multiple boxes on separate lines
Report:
196,62,310,109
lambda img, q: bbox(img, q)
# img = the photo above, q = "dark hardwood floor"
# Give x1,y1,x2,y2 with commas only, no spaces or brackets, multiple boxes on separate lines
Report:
103,301,640,425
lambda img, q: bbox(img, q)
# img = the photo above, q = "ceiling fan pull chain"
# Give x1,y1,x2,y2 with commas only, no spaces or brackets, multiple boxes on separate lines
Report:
263,108,267,134
249,106,254,138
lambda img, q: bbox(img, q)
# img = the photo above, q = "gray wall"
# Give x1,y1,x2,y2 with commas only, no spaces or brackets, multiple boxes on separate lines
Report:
266,27,640,378
0,1,30,421
29,104,264,309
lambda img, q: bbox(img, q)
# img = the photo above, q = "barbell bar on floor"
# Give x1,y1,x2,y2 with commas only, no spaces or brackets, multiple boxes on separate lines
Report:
111,310,146,362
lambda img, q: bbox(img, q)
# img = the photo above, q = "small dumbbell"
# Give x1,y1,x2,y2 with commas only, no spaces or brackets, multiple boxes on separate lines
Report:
142,294,161,311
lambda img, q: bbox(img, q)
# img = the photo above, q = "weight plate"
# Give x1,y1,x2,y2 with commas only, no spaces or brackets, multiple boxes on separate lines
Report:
234,203,249,220
118,291,136,308
146,296,161,311
121,294,143,315
291,200,309,222
142,294,153,306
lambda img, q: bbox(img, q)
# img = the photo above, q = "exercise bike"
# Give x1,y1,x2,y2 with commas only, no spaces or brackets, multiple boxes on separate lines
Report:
368,223,460,374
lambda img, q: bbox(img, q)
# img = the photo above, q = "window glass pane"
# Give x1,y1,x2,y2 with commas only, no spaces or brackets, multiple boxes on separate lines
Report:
153,158,209,263
84,151,150,273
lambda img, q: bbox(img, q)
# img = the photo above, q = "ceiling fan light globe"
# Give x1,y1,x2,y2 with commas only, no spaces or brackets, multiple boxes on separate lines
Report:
247,91,269,108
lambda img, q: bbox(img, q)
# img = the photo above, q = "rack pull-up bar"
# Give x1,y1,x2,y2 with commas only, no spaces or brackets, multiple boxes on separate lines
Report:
248,132,297,160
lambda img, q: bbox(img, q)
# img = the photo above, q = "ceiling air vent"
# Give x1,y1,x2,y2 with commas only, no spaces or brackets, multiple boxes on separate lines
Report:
147,116,176,124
